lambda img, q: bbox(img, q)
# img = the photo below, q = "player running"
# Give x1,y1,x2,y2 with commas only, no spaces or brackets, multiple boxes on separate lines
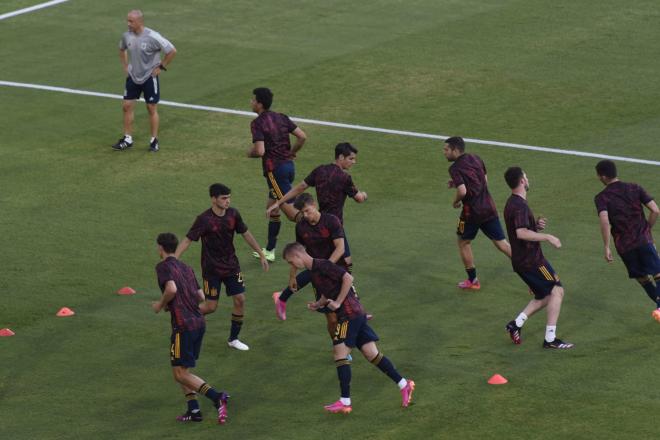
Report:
266,142,367,273
152,233,229,424
247,87,307,262
502,167,573,349
443,136,511,290
594,160,660,319
175,183,269,351
282,242,415,413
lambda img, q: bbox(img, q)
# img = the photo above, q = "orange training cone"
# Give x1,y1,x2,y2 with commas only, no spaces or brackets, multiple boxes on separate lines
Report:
0,328,15,337
56,307,75,317
488,374,508,385
117,286,137,295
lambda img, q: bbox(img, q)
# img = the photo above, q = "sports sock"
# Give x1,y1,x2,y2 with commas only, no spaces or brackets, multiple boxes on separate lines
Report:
198,383,221,404
124,134,133,143
267,215,281,251
279,271,312,302
335,358,351,399
340,397,351,406
397,378,408,390
655,276,660,307
545,325,557,343
229,313,243,341
150,136,156,143
370,352,403,384
466,267,477,282
185,392,200,413
515,312,528,328
639,281,658,305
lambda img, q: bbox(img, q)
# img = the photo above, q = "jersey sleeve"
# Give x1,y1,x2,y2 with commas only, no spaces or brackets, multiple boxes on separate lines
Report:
512,204,532,230
304,166,319,187
150,31,175,53
594,193,608,214
156,263,172,293
251,119,264,143
448,165,465,187
295,223,304,244
344,175,359,198
119,34,128,50
234,210,248,234
186,215,207,241
328,216,345,240
638,185,654,205
285,115,298,133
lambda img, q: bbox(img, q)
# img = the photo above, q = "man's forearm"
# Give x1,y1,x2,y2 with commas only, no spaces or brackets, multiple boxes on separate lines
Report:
175,237,192,258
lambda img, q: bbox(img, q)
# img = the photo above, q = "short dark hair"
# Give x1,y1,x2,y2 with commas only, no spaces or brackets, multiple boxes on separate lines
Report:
595,160,617,179
157,232,178,253
282,242,305,259
253,87,273,110
209,183,231,198
335,142,358,159
444,136,465,152
504,167,524,189
293,193,315,210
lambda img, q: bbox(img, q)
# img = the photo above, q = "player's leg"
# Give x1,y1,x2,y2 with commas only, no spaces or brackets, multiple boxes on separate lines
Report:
178,384,202,422
325,311,338,340
273,270,311,320
505,268,555,344
325,338,353,414
172,368,228,423
113,77,138,150
456,219,480,289
123,100,136,138
199,278,220,315
482,217,511,258
343,234,353,273
627,245,660,318
227,274,249,350
143,76,161,152
360,340,415,407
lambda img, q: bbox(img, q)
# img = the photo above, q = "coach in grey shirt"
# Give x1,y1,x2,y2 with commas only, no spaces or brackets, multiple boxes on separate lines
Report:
112,9,176,152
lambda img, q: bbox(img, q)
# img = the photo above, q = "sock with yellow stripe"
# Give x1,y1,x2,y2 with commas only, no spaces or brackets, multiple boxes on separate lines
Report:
335,358,351,399
198,383,221,404
229,313,244,341
185,392,200,413
267,215,281,251
370,352,403,384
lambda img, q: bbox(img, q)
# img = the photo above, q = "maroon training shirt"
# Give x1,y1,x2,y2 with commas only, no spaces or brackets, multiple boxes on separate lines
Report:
448,154,498,224
156,256,205,332
504,194,546,272
304,164,358,223
250,111,297,175
310,259,364,320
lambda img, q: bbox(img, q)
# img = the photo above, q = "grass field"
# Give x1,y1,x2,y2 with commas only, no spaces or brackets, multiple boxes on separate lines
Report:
1,1,659,439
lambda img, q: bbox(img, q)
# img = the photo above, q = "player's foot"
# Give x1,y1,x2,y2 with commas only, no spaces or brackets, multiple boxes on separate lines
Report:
216,392,229,425
323,400,352,414
227,339,249,351
543,338,574,349
273,291,286,320
111,136,133,151
176,411,203,422
457,278,481,290
652,309,660,322
505,320,522,345
253,248,275,262
149,137,159,152
401,380,415,407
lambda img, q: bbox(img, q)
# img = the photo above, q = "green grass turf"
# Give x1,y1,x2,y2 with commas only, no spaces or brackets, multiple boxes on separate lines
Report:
1,0,659,438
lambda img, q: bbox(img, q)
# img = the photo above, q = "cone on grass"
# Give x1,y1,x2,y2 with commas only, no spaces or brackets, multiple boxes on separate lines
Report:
488,374,508,385
117,286,136,295
0,328,15,337
56,307,75,317
651,309,660,322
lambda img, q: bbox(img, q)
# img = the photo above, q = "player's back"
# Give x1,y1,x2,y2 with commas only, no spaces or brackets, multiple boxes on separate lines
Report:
251,111,296,173
156,257,205,332
449,154,497,223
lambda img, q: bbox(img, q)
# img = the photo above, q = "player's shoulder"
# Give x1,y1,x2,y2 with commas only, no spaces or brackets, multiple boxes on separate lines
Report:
321,212,341,225
227,206,242,217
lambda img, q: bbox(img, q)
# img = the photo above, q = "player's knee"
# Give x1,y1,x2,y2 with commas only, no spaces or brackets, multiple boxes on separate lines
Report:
552,286,564,298
233,294,245,308
205,301,219,313
172,367,187,383
458,238,471,247
146,104,158,115
122,101,133,112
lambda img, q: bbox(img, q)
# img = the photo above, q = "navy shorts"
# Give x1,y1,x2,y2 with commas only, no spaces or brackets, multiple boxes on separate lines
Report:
343,232,352,259
203,274,245,300
620,243,660,278
333,314,379,349
457,217,506,241
266,161,295,202
124,76,160,103
170,327,205,368
516,261,562,300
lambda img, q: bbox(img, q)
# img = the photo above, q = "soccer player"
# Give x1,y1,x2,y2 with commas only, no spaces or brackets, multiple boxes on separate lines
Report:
272,193,345,334
282,242,415,413
247,87,307,261
267,142,368,272
113,10,176,152
502,167,573,349
594,160,660,319
175,183,269,351
153,232,229,424
443,136,511,290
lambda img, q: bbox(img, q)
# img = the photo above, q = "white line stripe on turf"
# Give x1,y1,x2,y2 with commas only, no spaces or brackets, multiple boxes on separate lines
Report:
1,79,658,166
0,0,69,21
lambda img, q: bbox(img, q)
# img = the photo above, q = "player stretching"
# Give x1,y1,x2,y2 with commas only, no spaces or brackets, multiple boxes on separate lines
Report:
594,160,660,319
176,183,269,351
153,233,229,424
502,167,573,349
273,194,345,336
443,137,511,290
247,87,307,262
282,242,415,413
267,142,367,273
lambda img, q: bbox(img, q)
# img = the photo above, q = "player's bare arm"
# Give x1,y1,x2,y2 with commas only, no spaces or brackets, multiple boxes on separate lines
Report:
516,228,562,249
288,265,298,291
598,211,614,262
453,184,467,208
266,181,309,217
646,200,659,228
353,191,368,203
241,230,269,271
152,47,177,76
119,49,128,74
290,127,307,157
152,280,177,313
328,238,345,264
328,273,354,311
174,237,192,259
247,140,265,158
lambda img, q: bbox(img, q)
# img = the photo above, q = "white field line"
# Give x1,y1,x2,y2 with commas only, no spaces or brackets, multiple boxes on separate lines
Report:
0,0,69,21
1,79,658,166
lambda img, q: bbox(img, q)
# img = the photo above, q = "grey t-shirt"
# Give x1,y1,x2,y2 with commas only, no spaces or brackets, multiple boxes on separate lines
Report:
119,27,175,84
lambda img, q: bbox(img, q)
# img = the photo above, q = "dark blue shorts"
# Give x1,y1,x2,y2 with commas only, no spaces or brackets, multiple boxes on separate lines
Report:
332,314,379,349
516,261,562,300
457,217,506,241
170,327,205,368
124,76,160,103
265,161,295,202
203,274,245,300
620,243,660,279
